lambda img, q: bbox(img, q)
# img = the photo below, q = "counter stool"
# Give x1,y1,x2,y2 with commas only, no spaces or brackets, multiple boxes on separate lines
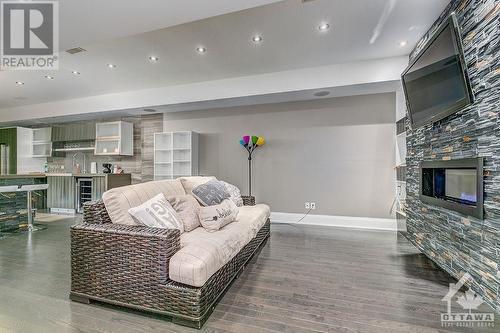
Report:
19,184,49,231
0,186,22,236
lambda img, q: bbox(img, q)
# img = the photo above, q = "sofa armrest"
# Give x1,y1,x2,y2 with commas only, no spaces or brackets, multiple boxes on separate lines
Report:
241,195,255,206
71,223,181,296
83,200,112,224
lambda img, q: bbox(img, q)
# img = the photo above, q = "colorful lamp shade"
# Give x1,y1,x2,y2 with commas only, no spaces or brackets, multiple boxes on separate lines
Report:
239,134,266,197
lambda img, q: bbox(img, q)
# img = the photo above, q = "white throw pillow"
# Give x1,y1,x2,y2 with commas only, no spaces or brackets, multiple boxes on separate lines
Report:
198,199,239,232
128,193,184,233
220,181,244,207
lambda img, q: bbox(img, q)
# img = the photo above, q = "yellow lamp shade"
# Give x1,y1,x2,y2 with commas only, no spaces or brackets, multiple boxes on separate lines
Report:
256,136,265,146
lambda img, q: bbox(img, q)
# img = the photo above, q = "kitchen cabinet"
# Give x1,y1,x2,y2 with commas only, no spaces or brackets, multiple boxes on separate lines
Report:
94,121,133,156
32,127,52,157
0,128,17,174
1,127,45,174
51,122,95,142
47,175,75,214
47,173,131,214
154,131,198,180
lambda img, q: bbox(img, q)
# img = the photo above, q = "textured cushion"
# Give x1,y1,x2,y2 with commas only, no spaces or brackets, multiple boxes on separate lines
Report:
166,194,201,232
169,204,270,287
198,199,238,232
128,194,184,232
102,179,186,225
221,181,243,207
192,180,230,206
179,176,216,195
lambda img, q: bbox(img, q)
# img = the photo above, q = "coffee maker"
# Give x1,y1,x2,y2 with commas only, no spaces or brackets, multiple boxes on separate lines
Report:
102,163,112,174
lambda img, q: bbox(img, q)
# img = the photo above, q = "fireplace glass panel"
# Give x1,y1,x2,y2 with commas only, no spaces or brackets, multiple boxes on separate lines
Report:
445,169,477,204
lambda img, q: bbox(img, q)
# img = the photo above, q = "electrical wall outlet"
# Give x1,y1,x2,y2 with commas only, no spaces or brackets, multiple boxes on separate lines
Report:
310,202,316,210
305,202,310,209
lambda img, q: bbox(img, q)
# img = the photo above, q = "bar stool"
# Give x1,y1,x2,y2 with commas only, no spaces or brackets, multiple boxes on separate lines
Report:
0,186,21,236
19,184,49,231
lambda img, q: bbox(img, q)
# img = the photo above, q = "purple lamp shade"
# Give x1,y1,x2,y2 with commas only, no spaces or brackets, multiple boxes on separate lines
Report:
242,135,250,145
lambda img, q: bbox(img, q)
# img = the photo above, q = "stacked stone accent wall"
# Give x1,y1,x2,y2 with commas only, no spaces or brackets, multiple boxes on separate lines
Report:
406,0,500,310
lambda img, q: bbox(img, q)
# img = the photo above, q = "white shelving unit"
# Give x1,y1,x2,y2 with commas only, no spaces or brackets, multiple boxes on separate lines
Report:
154,131,198,180
94,121,134,156
32,127,52,157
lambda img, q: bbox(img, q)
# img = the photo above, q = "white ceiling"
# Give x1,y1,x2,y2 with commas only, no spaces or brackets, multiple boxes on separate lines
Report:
0,0,449,113
58,0,283,50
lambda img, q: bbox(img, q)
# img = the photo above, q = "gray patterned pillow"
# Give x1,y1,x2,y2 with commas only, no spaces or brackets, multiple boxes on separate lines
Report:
192,180,230,206
220,181,243,207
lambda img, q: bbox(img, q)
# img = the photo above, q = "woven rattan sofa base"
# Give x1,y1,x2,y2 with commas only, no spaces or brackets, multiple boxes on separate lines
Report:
71,200,270,329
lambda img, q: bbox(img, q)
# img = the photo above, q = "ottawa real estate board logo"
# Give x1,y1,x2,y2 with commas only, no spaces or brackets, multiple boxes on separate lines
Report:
441,273,495,328
1,0,58,70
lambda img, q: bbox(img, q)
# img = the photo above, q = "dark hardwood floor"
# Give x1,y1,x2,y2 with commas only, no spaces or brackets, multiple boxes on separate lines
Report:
0,218,497,332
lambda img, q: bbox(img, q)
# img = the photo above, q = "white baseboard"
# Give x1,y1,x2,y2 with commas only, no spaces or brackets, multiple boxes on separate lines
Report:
271,212,397,231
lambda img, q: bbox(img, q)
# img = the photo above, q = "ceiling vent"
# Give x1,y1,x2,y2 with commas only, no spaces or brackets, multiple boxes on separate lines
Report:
314,91,330,97
302,0,318,3
143,108,157,113
66,47,86,54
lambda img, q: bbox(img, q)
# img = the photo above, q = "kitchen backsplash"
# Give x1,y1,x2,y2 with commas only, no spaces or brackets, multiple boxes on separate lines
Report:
47,113,162,184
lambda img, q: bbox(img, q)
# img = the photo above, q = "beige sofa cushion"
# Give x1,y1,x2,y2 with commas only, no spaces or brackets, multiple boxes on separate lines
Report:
169,204,270,287
179,176,216,195
102,179,186,226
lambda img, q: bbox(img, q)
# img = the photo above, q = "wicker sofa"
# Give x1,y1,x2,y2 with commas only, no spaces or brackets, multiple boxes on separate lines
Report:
69,178,270,328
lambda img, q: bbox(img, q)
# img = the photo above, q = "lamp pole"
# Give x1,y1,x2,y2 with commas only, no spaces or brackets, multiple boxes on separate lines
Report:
248,153,252,196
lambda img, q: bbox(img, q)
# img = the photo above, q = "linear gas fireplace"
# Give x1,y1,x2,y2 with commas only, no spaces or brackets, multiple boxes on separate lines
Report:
420,158,484,219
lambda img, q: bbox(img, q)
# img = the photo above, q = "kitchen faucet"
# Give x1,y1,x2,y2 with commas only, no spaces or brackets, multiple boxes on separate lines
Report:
72,152,87,174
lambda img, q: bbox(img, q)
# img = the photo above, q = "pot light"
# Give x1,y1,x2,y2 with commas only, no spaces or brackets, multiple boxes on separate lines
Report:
318,23,330,31
149,56,159,62
196,46,206,54
44,75,54,80
252,35,263,43
107,63,117,68
399,41,408,47
72,70,81,75
15,81,24,85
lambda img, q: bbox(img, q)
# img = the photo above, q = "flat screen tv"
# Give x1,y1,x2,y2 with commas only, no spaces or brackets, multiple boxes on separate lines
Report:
401,13,474,128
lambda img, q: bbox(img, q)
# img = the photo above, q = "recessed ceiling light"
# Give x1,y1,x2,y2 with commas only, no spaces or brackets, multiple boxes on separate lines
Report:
72,70,80,75
399,41,408,47
107,63,116,68
252,35,263,43
149,56,159,62
44,75,54,80
318,23,330,31
196,46,207,54
15,81,24,85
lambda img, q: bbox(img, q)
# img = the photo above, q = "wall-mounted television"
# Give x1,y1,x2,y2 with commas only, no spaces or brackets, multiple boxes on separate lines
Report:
401,13,474,128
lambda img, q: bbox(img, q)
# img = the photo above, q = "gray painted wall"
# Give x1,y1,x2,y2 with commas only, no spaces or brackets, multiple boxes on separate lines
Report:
164,93,396,218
